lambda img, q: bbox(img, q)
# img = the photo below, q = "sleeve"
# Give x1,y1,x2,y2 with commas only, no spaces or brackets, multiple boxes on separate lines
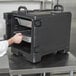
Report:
0,40,9,57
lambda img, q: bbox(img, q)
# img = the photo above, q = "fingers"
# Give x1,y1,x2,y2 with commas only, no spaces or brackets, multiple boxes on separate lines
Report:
8,32,23,45
16,33,23,38
16,33,22,35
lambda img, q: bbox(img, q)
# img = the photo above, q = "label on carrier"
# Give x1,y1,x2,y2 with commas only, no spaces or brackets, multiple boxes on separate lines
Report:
16,18,32,28
23,36,31,43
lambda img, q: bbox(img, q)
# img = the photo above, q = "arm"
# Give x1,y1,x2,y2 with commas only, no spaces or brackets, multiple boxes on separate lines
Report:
8,33,23,45
0,33,23,57
0,40,8,57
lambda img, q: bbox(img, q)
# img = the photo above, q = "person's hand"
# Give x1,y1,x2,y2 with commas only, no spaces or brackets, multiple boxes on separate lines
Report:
8,33,23,45
12,33,23,44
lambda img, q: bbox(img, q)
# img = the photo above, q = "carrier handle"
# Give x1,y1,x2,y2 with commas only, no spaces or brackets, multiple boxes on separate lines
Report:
18,6,27,14
54,5,64,12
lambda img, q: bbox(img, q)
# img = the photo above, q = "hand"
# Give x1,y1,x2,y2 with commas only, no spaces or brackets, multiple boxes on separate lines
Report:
12,33,23,44
8,33,23,45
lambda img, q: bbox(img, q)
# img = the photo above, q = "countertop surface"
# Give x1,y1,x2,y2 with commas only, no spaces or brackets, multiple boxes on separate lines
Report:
8,52,76,70
0,54,9,73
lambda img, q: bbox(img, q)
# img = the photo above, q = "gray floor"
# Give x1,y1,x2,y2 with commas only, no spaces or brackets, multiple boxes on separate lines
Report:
0,73,9,76
0,73,75,76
